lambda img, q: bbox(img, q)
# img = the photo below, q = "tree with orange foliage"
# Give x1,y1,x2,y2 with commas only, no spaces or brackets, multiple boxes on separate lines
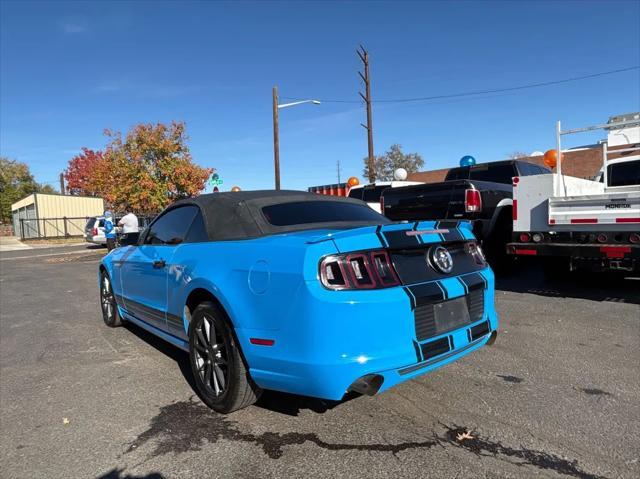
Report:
66,122,212,213
64,148,104,195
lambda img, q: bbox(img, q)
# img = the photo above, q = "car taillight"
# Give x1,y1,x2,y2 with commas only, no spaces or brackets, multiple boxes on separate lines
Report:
92,227,98,236
465,189,482,213
519,233,531,242
630,233,640,244
319,250,400,290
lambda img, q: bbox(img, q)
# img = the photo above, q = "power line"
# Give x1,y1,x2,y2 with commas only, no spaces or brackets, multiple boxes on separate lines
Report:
281,65,639,104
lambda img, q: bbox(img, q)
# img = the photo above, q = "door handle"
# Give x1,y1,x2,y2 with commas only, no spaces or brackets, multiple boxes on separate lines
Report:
152,260,166,269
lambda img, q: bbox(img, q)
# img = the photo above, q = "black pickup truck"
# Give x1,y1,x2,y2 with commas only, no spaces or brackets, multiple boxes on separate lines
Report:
381,160,550,269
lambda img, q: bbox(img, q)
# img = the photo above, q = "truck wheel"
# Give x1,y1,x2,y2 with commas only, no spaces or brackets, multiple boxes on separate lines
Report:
188,301,262,413
486,213,514,275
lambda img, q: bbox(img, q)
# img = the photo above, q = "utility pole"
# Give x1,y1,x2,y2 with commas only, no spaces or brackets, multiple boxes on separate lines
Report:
358,45,375,183
272,86,281,190
59,172,65,195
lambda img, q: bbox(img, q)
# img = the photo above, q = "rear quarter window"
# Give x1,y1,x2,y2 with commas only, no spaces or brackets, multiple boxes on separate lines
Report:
608,161,640,187
262,201,386,226
85,218,96,229
469,163,517,184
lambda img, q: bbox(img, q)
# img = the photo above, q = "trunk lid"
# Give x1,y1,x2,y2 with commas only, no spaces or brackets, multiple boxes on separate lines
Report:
307,221,475,253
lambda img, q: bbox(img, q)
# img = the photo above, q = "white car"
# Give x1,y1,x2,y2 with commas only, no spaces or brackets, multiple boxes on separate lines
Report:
84,215,150,246
348,181,423,213
85,216,108,245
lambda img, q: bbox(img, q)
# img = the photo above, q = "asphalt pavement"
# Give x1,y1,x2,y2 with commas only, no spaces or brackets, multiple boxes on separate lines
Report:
0,245,638,479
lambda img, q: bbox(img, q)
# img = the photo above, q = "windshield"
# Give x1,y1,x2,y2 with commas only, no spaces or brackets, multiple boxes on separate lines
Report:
262,201,387,226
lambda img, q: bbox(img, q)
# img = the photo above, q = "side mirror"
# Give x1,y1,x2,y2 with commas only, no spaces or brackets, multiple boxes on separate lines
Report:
119,232,140,246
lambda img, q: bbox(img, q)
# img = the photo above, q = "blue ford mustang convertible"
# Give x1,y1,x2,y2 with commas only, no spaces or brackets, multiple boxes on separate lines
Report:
99,191,498,413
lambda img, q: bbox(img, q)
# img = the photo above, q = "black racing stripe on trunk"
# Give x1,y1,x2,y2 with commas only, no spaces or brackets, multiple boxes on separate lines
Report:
407,281,447,307
434,221,446,242
459,272,485,292
412,221,424,244
437,221,464,242
382,229,421,249
375,225,389,248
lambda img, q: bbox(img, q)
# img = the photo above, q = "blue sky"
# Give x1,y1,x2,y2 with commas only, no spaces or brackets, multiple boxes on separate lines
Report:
1,0,639,192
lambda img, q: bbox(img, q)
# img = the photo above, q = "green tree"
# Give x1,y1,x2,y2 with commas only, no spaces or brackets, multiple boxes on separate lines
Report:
363,144,424,181
0,157,53,223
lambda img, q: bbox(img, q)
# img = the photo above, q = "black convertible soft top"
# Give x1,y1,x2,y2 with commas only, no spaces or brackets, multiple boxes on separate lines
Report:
169,190,389,241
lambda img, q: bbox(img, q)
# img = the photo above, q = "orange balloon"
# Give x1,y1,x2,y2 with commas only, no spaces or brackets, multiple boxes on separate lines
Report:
231,186,241,192
347,176,360,187
543,149,559,169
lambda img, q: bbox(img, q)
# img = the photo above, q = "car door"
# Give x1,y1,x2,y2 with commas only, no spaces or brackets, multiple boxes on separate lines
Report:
121,205,199,332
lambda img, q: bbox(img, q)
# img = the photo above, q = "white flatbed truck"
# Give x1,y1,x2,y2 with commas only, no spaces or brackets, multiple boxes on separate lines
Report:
507,117,640,273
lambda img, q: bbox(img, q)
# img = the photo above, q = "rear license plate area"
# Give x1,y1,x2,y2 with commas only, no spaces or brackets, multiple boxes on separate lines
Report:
434,297,471,334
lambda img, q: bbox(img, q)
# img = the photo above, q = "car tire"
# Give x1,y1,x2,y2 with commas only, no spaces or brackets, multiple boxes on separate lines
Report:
189,301,261,413
100,270,122,327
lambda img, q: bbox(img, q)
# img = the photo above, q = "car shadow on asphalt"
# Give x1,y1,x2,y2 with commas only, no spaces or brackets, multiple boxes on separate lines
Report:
123,321,357,417
496,261,640,305
96,469,165,479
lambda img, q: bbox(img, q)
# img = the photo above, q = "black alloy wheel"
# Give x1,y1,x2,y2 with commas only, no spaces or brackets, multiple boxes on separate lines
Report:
100,271,122,327
188,301,261,413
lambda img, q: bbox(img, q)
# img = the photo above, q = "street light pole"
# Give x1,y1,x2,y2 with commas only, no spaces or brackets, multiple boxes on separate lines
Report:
272,86,281,190
271,87,320,190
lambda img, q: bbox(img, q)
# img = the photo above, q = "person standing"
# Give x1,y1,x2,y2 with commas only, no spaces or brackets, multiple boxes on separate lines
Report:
104,211,116,251
118,209,139,233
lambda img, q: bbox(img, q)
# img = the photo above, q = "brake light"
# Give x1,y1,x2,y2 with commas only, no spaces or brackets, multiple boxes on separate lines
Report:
630,233,640,244
465,189,482,213
519,233,531,242
92,227,98,236
319,250,400,290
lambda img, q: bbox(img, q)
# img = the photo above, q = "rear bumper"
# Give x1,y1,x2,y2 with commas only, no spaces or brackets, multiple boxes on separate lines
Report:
507,242,640,272
239,267,498,400
85,234,106,244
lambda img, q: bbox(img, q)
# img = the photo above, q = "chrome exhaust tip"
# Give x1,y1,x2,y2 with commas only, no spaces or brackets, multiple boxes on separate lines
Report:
486,330,498,346
348,374,384,396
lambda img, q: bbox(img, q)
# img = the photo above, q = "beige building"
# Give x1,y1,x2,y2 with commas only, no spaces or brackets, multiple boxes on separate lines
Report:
11,194,104,239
